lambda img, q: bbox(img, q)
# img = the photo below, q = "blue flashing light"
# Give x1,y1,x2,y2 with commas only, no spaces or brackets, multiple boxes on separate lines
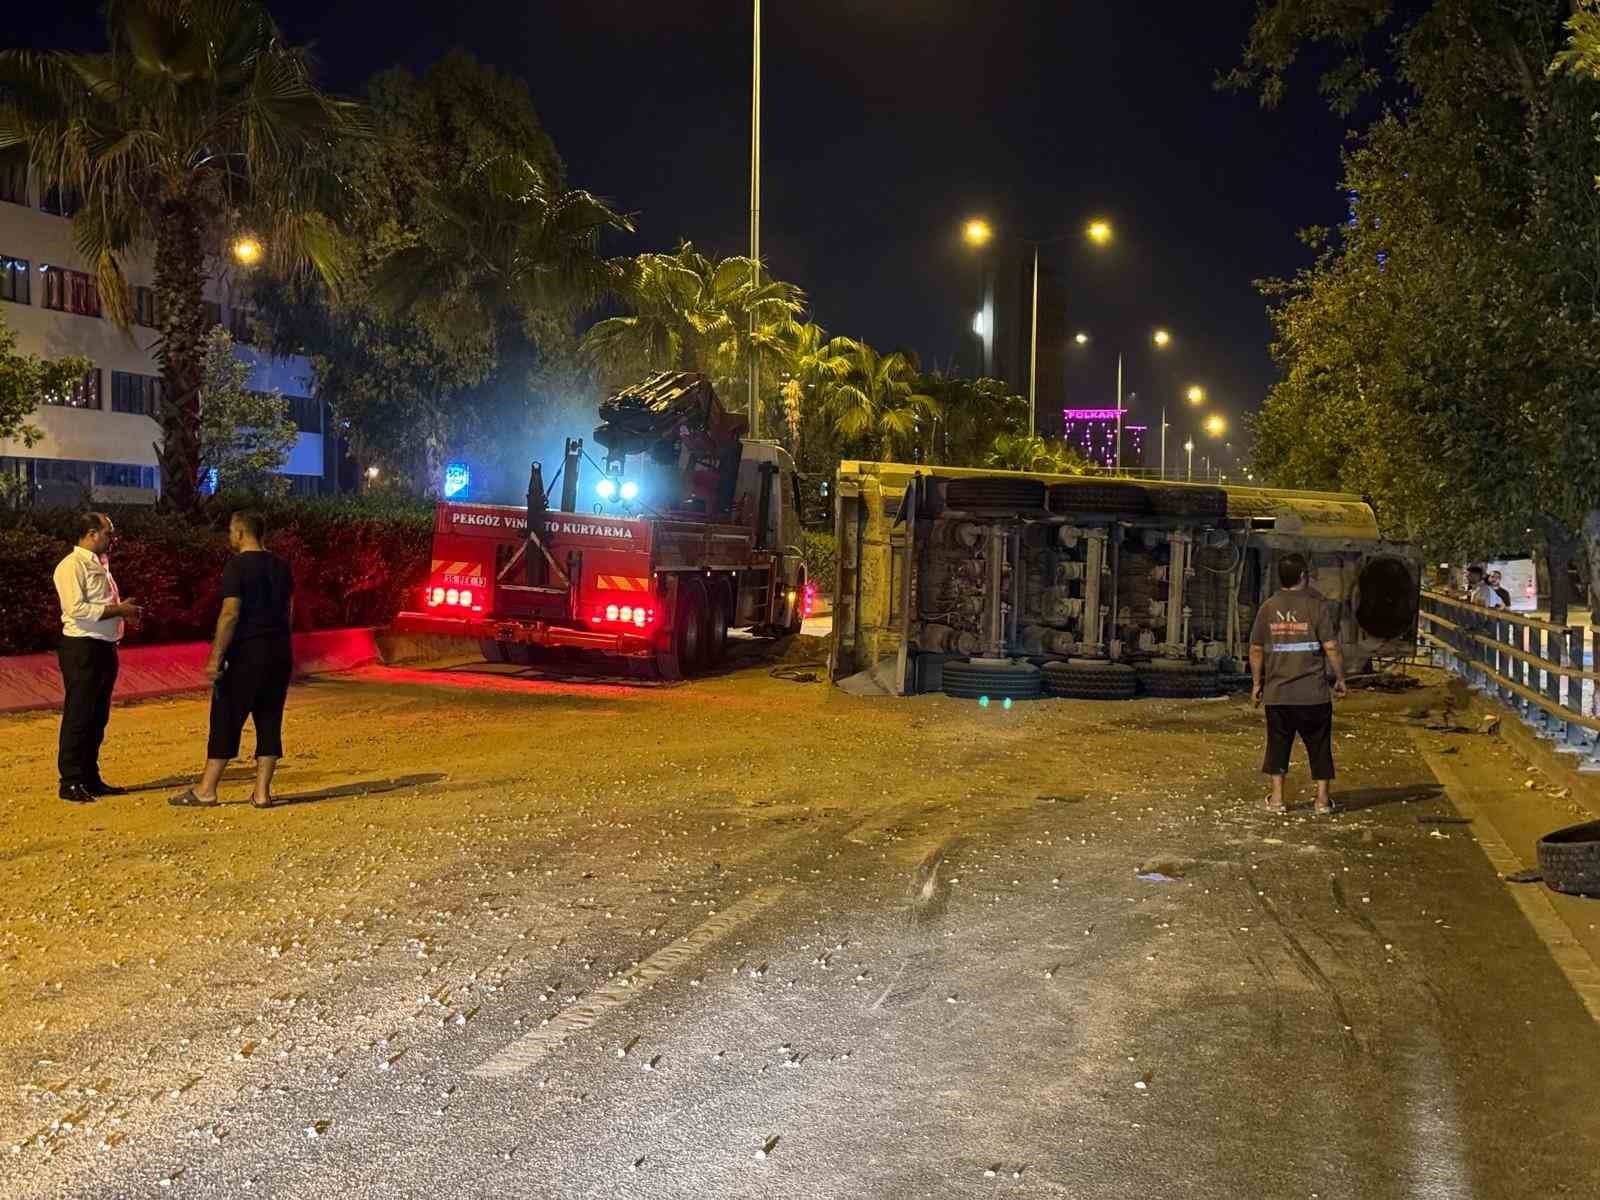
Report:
619,479,639,501
596,478,617,500
443,462,471,499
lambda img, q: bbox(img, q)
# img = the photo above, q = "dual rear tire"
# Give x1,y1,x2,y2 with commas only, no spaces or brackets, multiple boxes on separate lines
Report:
656,577,732,680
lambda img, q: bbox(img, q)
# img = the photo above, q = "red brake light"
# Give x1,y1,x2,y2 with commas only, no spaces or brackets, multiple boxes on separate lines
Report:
803,582,817,618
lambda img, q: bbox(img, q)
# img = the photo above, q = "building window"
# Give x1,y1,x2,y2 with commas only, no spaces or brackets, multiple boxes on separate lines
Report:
0,164,25,207
44,368,101,410
287,393,322,434
0,255,28,305
93,462,158,489
111,370,163,417
41,267,101,318
40,185,82,217
133,286,160,328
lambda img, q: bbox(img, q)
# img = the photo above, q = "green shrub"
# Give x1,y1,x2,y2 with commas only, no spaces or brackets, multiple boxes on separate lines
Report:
802,531,837,596
0,496,435,656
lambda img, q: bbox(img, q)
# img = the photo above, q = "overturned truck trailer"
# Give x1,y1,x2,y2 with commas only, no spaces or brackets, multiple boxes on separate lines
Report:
829,463,1421,700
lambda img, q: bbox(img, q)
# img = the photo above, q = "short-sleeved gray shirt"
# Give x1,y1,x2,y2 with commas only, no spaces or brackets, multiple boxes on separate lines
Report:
1250,588,1337,706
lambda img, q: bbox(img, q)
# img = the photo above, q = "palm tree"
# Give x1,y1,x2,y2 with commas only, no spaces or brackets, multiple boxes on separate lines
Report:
775,320,853,458
986,432,1090,474
827,341,939,460
0,0,361,512
581,243,804,400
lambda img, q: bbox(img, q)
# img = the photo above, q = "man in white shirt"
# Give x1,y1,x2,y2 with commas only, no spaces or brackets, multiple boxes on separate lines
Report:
53,512,142,803
1466,565,1504,609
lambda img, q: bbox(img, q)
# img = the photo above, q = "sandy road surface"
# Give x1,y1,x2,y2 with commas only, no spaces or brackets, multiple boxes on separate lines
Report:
2,650,1599,1198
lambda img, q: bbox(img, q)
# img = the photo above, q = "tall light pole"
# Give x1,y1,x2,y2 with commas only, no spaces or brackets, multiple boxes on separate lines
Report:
1184,438,1195,481
748,0,761,436
1116,328,1170,471
1164,383,1205,481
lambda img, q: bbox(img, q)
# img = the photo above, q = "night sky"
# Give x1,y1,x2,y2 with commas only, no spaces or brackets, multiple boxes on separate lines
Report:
13,1,1352,462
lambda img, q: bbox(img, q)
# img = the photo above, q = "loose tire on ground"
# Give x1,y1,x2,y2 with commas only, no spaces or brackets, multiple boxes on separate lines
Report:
1043,660,1137,700
1536,821,1600,897
944,476,1047,513
1147,486,1228,520
1136,659,1223,699
941,659,1044,701
1047,481,1150,516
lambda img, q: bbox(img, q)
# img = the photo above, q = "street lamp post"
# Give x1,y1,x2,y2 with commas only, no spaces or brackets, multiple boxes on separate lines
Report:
1184,439,1195,481
748,0,761,436
1115,329,1170,472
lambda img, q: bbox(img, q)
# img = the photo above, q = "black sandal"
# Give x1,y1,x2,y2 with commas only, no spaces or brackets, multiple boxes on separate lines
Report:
168,789,221,808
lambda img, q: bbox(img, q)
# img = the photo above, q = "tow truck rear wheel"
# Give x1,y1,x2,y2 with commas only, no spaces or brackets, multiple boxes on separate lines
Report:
480,639,507,664
704,578,731,666
656,578,708,681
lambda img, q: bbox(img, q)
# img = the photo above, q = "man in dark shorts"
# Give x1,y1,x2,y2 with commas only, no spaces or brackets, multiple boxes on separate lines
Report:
1249,553,1347,815
170,510,294,809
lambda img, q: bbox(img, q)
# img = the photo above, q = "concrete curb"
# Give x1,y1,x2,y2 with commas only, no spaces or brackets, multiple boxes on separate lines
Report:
1461,692,1600,822
0,628,382,715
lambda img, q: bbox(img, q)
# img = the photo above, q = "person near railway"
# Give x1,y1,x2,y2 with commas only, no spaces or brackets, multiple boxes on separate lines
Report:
1466,564,1505,609
53,512,143,803
1250,553,1347,815
169,511,295,809
1487,569,1513,609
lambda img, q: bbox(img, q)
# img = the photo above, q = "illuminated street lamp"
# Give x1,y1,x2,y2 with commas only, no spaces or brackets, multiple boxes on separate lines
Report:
1074,331,1090,345
1186,384,1205,404
1183,438,1195,481
961,216,1112,436
1152,328,1172,349
231,236,262,266
1204,413,1228,438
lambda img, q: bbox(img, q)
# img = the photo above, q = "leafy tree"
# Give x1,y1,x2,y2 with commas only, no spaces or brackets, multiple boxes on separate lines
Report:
198,328,299,497
0,0,359,513
1236,0,1600,620
0,309,91,448
921,373,1028,466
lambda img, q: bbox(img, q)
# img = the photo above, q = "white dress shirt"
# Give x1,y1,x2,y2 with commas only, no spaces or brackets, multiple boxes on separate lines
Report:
54,545,124,642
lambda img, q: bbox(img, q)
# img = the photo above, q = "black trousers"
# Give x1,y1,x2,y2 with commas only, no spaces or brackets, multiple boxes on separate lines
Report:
1263,703,1336,780
207,637,293,760
57,637,119,786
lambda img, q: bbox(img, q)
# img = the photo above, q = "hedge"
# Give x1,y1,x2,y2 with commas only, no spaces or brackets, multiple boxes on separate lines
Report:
803,531,837,597
0,494,434,657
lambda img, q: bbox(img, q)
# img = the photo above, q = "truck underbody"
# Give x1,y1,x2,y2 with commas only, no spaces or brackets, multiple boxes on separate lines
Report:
829,463,1422,699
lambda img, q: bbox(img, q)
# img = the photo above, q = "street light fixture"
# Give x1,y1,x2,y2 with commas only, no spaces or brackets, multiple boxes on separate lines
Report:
231,236,262,266
1086,219,1113,245
1074,331,1089,345
1204,413,1228,438
1152,328,1172,348
1183,438,1195,481
963,218,994,247
1186,384,1205,404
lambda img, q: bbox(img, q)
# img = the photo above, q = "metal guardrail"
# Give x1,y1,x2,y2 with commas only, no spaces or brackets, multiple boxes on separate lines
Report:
1418,589,1600,769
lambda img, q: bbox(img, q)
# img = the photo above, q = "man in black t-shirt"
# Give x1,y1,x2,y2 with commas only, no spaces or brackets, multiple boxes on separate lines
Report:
1250,553,1348,816
169,510,295,809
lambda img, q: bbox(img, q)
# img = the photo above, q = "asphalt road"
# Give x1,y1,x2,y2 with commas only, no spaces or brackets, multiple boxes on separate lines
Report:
2,647,1598,1199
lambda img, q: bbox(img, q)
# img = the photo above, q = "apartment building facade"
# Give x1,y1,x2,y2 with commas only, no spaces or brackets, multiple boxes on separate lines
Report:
0,163,335,505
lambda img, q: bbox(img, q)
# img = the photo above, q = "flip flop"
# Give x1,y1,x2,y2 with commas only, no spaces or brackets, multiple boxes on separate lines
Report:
250,795,283,809
168,789,220,808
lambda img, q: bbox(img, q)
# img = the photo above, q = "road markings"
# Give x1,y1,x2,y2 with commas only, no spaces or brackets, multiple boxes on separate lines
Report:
1418,742,1600,1025
472,887,783,1079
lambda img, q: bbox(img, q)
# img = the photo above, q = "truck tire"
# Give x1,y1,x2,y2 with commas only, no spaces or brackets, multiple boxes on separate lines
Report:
705,578,731,665
504,642,536,667
480,639,507,664
944,477,1047,513
1136,659,1222,699
657,578,707,681
1043,660,1137,700
784,568,807,636
942,659,1043,701
1536,821,1600,897
1148,486,1228,520
1048,481,1150,516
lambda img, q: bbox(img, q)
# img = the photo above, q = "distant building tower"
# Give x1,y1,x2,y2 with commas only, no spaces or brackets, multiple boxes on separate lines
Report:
1060,408,1147,469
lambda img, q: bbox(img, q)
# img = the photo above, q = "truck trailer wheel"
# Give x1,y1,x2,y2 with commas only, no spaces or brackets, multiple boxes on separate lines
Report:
942,659,1043,701
1136,660,1222,699
657,578,708,681
1047,481,1151,516
704,578,731,665
1043,660,1137,700
1147,486,1228,520
944,476,1047,513
1536,821,1600,897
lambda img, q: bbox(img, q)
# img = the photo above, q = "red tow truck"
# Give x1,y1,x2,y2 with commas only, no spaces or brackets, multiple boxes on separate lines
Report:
394,372,812,677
